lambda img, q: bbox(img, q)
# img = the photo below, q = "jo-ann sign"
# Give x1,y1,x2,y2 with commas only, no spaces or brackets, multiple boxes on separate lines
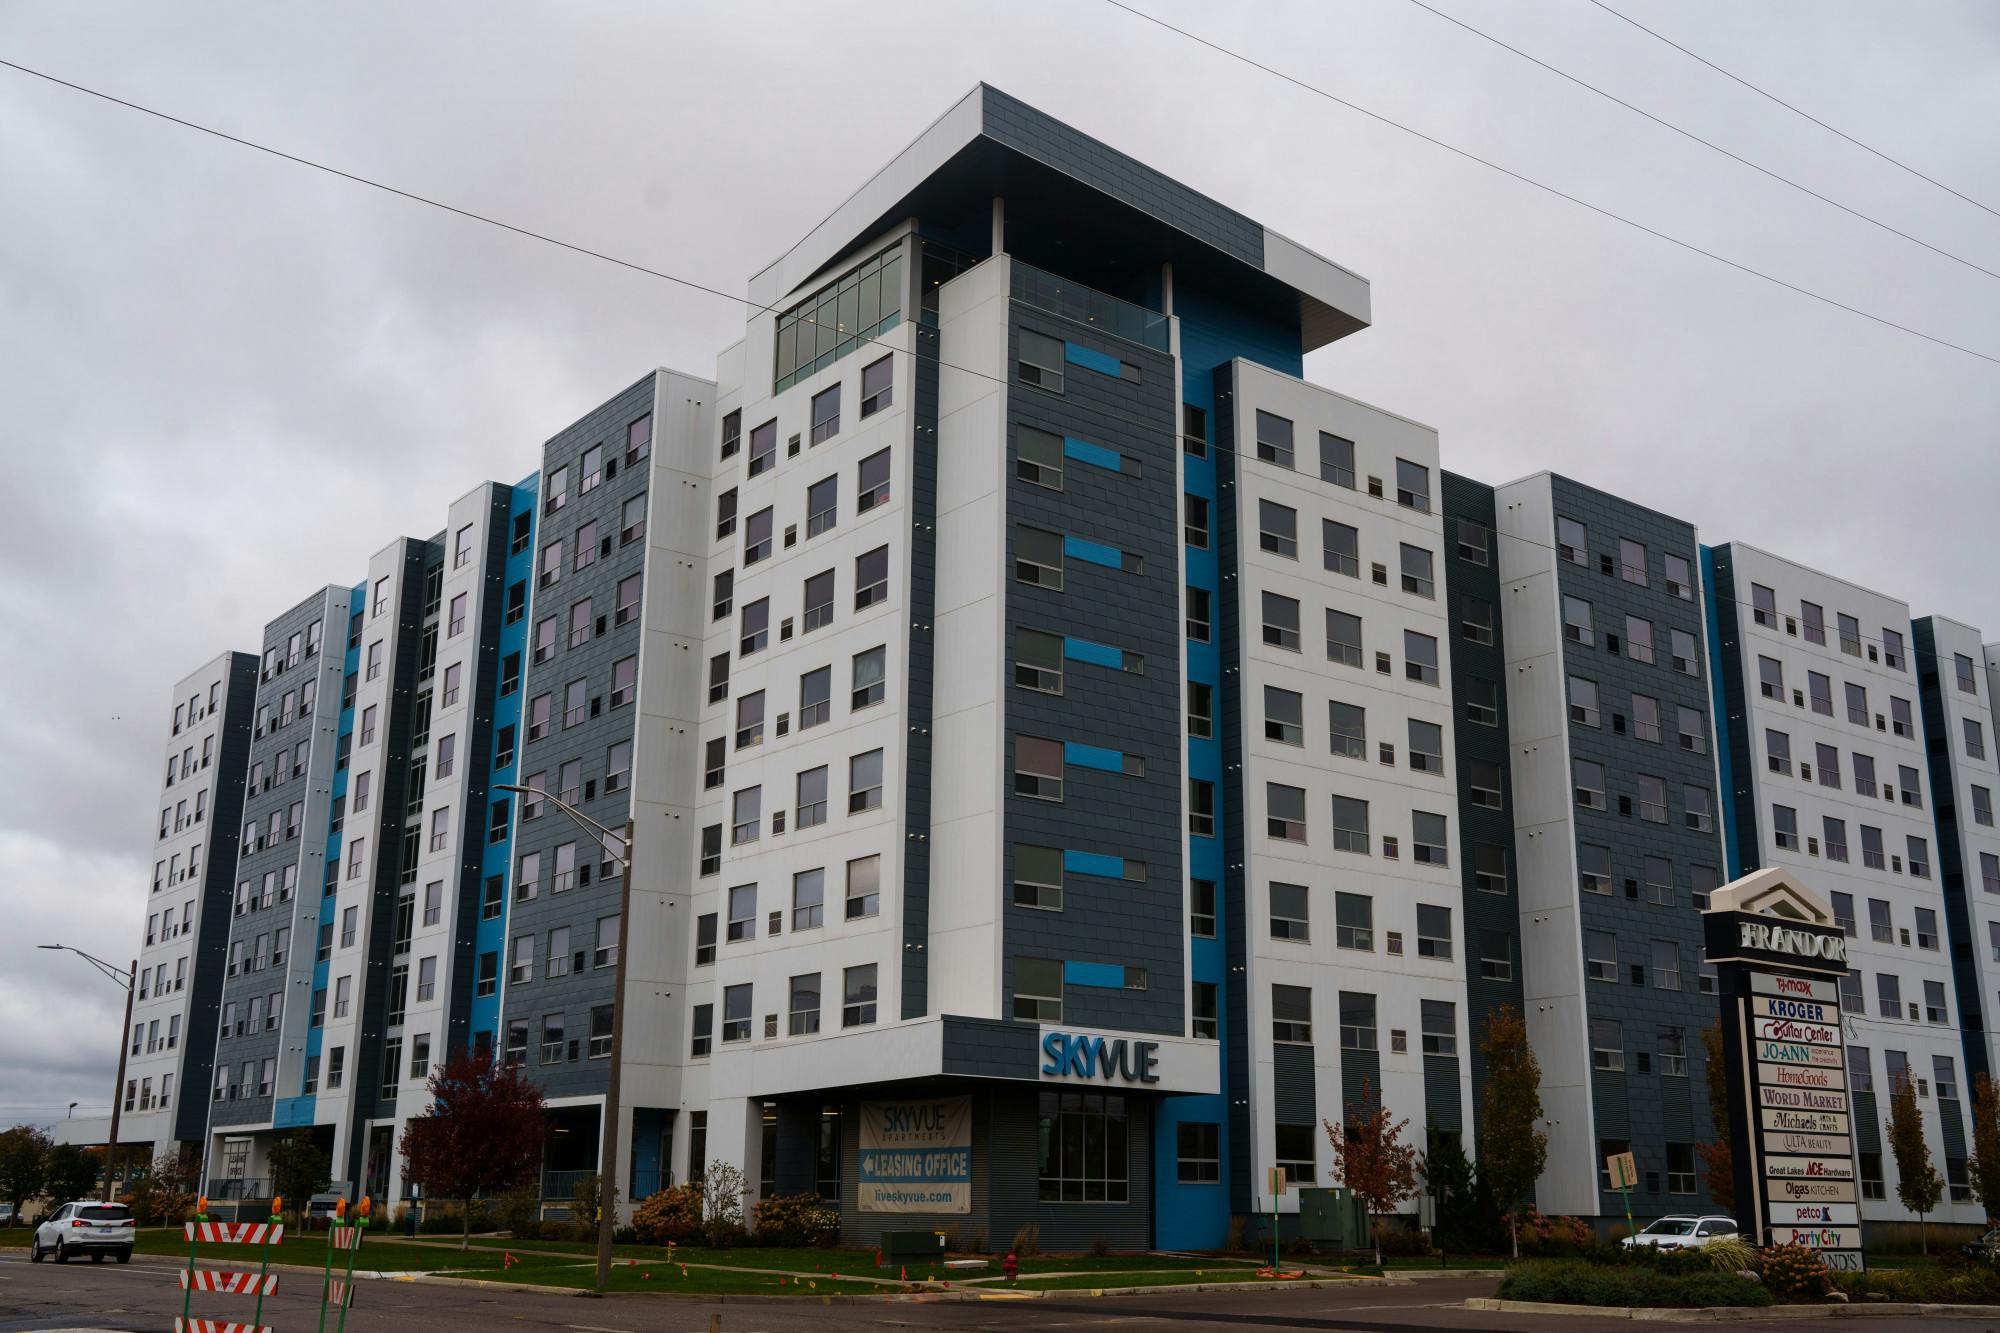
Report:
1703,869,1866,1274
858,1097,971,1214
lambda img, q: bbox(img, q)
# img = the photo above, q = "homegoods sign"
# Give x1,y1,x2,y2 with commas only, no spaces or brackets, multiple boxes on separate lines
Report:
1705,883,1866,1275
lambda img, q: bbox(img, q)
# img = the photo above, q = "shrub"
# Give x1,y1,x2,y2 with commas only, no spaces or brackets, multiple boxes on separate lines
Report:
1499,1259,1771,1308
1089,1235,1111,1258
703,1216,747,1249
969,1229,987,1255
1756,1243,1829,1300
497,1180,542,1238
1698,1236,1757,1274
1223,1215,1247,1255
1375,1224,1435,1258
1834,1263,2000,1304
1506,1208,1594,1258
1011,1222,1042,1257
632,1183,704,1246
750,1192,840,1247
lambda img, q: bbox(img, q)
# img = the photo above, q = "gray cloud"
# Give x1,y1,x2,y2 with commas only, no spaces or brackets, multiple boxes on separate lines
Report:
0,0,1995,1110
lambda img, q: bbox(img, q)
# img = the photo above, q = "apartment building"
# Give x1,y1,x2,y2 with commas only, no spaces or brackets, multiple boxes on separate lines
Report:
1709,545,1980,1225
1494,475,1727,1219
122,652,259,1160
96,84,2000,1243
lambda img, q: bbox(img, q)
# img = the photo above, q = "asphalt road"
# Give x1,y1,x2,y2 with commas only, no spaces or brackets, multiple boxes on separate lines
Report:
1,1252,1995,1333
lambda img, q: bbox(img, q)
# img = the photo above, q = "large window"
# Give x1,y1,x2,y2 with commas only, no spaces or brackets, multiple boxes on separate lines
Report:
774,241,903,392
1038,1092,1129,1202
1177,1121,1221,1184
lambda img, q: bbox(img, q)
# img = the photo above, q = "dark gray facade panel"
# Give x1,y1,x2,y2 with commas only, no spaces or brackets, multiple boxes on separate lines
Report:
941,1016,1040,1080
900,322,940,1019
499,375,656,1102
1212,363,1253,1217
1423,1055,1463,1135
1913,617,1990,1083
1001,306,1185,1038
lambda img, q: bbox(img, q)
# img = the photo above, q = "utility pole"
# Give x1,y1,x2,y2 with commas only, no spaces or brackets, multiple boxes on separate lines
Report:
38,945,137,1201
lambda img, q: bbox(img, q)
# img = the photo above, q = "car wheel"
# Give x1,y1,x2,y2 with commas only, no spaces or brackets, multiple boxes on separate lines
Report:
53,1239,68,1264
28,1237,42,1263
116,1248,131,1264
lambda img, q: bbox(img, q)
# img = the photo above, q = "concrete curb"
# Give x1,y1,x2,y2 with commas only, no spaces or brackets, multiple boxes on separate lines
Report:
405,1271,1376,1303
1466,1296,2000,1321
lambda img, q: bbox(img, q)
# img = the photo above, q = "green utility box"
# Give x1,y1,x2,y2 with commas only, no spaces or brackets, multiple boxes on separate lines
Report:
1297,1187,1371,1251
881,1230,947,1264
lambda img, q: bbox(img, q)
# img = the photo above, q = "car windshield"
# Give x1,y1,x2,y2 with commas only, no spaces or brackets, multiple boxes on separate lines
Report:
1641,1218,1698,1235
80,1205,130,1221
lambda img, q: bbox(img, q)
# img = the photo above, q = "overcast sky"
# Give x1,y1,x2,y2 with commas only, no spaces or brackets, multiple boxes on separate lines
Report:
1,1,1995,1126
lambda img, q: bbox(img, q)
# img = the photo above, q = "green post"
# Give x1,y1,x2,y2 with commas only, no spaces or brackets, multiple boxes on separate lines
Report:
180,1215,198,1330
251,1214,278,1330
1621,1184,1635,1241
334,1211,366,1333
316,1216,340,1333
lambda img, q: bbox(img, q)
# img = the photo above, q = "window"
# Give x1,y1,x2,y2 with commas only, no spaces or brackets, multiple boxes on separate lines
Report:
1969,718,1988,761
795,765,828,829
1925,979,1948,1023
1405,630,1439,685
1916,906,1938,950
1470,761,1503,810
1617,537,1647,586
1269,882,1309,941
731,786,761,845
1264,686,1304,745
1400,543,1434,597
1190,879,1217,937
854,545,889,608
1332,795,1369,853
852,645,886,708
1421,999,1457,1055
1592,1018,1624,1071
1773,804,1799,850
1462,596,1494,645
615,572,641,626
1258,500,1298,559
1557,515,1587,564
1974,786,1994,827
1574,759,1605,809
1267,783,1307,841
1412,811,1449,865
1909,835,1931,878
1015,736,1064,801
1751,582,1778,627
1272,984,1313,1044
1177,1121,1221,1183
1467,677,1500,726
846,855,880,918
1317,431,1355,486
1417,903,1452,959
1883,628,1905,670
740,597,768,655
1189,778,1215,836
1805,671,1833,717
745,418,777,477
1329,699,1366,758
857,446,891,511
1395,458,1430,511
802,570,834,633
848,749,884,813
1010,956,1067,1022
1016,526,1064,590
1669,628,1698,675
1626,616,1654,664
1325,609,1363,668
1475,843,1507,894
1039,1090,1130,1202
1479,929,1512,980
1017,329,1065,391
510,934,534,984
1018,426,1064,490
1652,939,1681,990
1563,596,1594,646
744,506,773,564
1407,718,1444,772
1254,410,1294,468
1891,695,1914,738
619,492,648,545
1187,586,1212,642
1014,844,1063,911
718,984,753,1044
1684,785,1713,831
855,353,893,417
1340,991,1377,1051
808,383,841,445
1563,675,1602,728
843,963,878,1026
1262,592,1300,651
1862,824,1886,869
1580,842,1612,895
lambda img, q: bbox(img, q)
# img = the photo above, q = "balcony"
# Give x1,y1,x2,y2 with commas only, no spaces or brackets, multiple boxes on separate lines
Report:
1010,260,1170,352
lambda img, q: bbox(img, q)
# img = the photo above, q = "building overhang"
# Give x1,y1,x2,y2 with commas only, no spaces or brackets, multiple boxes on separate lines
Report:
750,84,1369,352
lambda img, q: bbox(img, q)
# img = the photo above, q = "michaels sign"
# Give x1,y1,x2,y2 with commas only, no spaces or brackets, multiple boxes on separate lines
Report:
1040,1031,1161,1085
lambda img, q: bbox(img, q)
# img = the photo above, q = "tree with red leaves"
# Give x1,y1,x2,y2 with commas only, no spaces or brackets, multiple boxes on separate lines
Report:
1324,1079,1419,1266
399,1053,547,1249
1697,1019,1735,1213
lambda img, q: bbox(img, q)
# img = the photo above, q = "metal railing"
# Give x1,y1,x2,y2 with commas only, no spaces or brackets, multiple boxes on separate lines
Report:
1010,260,1170,352
542,1169,592,1200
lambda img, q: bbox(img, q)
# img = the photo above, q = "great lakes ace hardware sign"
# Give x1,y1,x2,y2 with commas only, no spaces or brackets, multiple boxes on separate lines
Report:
1703,869,1865,1273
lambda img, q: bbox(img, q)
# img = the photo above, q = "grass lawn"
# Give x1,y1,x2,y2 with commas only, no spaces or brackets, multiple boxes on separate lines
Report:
0,1227,511,1272
1005,1268,1329,1292
439,1259,889,1296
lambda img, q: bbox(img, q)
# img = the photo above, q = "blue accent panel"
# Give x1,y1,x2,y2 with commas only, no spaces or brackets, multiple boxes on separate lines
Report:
1064,849,1126,879
1701,546,1742,878
1063,437,1123,473
470,477,538,1044
272,1096,315,1128
1064,960,1126,989
1064,536,1123,569
1064,638,1123,669
1063,341,1123,377
630,1106,665,1201
304,581,367,1090
1064,741,1126,773
1155,278,1303,1251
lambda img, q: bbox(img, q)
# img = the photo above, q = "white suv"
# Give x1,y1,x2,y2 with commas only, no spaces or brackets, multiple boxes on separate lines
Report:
1622,1215,1739,1250
29,1201,134,1264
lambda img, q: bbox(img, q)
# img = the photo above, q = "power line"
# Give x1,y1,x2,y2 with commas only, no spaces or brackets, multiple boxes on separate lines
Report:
1093,0,2000,368
1586,0,2000,223
5,48,2000,373
0,53,1979,655
1402,0,2000,282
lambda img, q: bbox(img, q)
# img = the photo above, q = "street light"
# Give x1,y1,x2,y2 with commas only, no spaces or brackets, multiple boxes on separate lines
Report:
494,784,638,1296
38,944,136,1202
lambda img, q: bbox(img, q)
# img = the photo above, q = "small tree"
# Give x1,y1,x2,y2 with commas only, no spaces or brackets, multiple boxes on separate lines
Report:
1478,1004,1548,1257
1969,1074,2000,1224
1888,1075,1944,1254
268,1130,331,1213
399,1053,548,1249
0,1125,51,1225
127,1150,199,1226
1324,1079,1419,1266
43,1143,103,1205
1696,1019,1735,1212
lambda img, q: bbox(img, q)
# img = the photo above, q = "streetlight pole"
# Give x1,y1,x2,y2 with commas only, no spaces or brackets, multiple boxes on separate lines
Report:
496,786,635,1296
39,945,136,1201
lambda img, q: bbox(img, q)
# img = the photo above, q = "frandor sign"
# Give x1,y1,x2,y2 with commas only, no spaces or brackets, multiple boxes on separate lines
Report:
1738,921,1848,963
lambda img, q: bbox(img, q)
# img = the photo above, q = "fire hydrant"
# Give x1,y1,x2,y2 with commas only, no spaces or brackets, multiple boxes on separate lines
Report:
1003,1250,1019,1283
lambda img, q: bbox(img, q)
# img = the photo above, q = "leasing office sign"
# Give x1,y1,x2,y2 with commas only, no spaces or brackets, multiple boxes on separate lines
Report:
858,1097,971,1213
1704,873,1866,1274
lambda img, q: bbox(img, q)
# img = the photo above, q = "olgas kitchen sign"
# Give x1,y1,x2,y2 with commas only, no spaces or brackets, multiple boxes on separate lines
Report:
1041,1031,1161,1084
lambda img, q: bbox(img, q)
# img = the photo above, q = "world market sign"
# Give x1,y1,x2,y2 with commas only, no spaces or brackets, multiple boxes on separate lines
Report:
1703,869,1867,1275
